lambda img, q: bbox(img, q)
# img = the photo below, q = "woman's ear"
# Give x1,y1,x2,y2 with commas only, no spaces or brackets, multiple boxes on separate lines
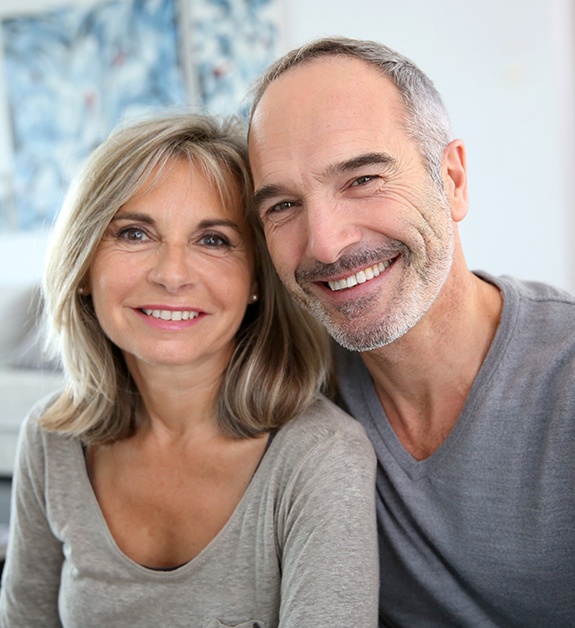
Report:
248,281,259,304
78,277,91,297
442,139,468,223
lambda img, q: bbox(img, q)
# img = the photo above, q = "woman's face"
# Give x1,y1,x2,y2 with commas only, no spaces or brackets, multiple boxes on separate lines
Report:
86,158,256,375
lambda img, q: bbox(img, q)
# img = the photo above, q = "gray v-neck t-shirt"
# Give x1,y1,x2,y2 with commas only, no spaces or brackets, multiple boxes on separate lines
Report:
335,272,575,626
0,395,378,627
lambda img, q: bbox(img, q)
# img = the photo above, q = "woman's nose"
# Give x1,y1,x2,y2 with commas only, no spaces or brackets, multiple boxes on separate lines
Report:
148,243,197,292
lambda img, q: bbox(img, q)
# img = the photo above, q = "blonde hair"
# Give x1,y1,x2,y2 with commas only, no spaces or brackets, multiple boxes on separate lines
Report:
41,113,331,445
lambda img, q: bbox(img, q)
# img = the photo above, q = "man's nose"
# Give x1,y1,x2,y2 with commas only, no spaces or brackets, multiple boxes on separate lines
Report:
304,200,362,264
148,243,197,293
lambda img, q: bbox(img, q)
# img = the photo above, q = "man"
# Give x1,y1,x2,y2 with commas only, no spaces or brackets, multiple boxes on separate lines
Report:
248,37,575,626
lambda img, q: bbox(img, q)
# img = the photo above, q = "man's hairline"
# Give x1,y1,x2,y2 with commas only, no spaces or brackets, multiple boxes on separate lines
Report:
248,50,446,203
248,52,382,133
248,53,418,165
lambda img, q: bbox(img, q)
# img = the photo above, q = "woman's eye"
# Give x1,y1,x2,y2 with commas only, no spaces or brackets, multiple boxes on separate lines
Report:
116,227,150,242
199,233,231,248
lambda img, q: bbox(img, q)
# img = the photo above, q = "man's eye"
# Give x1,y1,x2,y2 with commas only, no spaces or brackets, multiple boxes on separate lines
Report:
259,199,301,223
351,175,376,187
116,227,150,242
199,233,231,247
271,200,298,213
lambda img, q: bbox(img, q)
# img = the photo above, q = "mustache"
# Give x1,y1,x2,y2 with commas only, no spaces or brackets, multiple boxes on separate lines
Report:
295,242,408,283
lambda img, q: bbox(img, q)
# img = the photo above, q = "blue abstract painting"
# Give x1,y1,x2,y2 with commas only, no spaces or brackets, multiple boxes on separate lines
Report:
0,0,281,231
189,0,282,116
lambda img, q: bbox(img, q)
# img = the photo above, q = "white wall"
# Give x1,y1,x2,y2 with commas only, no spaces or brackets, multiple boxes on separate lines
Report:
1,0,575,292
283,0,575,292
0,230,51,285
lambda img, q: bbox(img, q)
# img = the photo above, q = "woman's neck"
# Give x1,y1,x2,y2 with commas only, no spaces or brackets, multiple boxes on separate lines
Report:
125,355,228,440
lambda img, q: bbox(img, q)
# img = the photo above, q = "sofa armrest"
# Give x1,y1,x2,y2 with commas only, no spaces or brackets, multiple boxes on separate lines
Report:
0,367,64,476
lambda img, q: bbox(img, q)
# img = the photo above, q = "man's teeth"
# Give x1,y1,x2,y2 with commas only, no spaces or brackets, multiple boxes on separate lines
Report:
142,309,199,321
327,260,392,292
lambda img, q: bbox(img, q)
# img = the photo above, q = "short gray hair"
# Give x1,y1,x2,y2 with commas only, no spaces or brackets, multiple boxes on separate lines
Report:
249,36,452,186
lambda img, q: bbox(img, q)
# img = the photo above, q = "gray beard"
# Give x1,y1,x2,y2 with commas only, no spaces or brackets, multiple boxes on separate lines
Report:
292,190,455,352
296,272,444,351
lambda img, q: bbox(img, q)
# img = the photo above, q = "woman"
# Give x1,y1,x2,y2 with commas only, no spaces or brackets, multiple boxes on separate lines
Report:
0,114,378,627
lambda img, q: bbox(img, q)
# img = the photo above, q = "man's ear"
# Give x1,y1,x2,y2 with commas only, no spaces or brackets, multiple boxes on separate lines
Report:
442,139,468,223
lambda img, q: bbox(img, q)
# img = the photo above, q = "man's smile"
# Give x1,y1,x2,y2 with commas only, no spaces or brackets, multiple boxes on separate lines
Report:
326,259,396,291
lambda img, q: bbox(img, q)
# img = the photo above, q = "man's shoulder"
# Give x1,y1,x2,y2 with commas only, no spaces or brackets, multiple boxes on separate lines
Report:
476,272,575,370
476,271,575,307
478,271,575,337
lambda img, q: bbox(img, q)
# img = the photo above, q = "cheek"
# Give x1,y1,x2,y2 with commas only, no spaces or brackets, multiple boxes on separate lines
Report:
90,265,124,298
88,258,138,320
89,281,119,334
264,225,302,275
375,189,449,245
216,257,256,303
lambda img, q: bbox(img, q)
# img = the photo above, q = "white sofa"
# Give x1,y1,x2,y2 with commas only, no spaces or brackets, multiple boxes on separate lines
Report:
0,284,63,476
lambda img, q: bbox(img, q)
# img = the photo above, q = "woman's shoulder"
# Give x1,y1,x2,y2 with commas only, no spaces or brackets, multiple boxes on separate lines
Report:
271,394,375,464
11,391,81,505
254,394,376,513
286,393,369,435
19,390,71,453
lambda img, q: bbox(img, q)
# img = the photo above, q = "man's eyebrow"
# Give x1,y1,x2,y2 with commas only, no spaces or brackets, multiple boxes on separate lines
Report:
323,152,397,178
252,152,396,210
253,183,292,211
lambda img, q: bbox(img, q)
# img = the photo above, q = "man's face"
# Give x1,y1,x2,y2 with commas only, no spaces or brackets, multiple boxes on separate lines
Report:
249,56,459,351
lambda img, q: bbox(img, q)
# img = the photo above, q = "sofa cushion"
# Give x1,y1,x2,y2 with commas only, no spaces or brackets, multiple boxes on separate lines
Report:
0,283,61,371
0,284,41,367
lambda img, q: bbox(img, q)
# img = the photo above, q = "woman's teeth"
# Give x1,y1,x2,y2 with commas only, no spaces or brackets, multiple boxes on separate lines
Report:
141,309,199,321
327,260,392,292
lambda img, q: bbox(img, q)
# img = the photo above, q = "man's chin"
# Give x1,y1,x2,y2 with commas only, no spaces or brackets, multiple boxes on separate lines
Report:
326,322,406,352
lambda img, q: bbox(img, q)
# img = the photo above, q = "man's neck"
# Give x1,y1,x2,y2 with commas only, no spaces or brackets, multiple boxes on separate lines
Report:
361,270,502,460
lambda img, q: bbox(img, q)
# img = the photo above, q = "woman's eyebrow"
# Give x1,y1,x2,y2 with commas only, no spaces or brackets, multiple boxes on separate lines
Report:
111,211,155,225
111,214,241,232
196,218,241,232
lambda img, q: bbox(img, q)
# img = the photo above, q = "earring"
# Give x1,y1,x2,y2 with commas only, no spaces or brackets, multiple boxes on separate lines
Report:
250,294,258,303
78,287,85,295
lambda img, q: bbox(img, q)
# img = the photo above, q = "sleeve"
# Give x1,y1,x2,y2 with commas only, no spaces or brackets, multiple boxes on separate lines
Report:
0,412,64,627
276,422,379,627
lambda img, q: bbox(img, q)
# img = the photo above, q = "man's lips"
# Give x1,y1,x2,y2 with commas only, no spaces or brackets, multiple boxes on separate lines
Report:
325,259,396,292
